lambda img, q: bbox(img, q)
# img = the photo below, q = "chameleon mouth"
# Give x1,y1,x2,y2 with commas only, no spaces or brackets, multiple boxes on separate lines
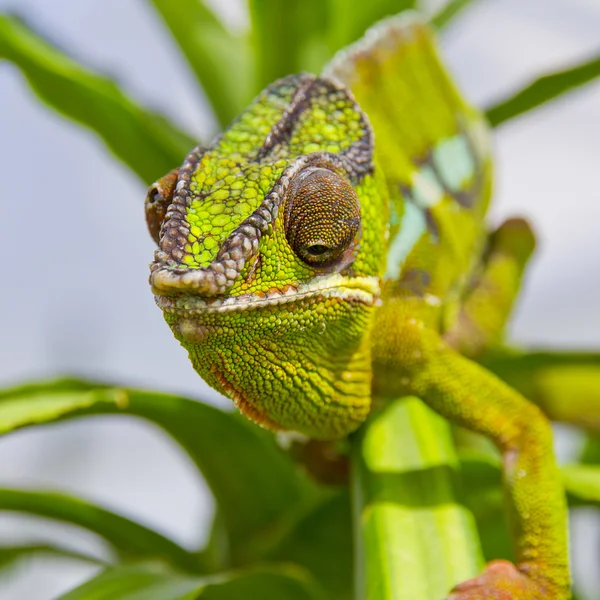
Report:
154,274,380,315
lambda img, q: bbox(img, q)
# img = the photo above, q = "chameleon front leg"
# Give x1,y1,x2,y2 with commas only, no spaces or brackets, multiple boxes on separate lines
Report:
373,313,571,599
482,349,600,435
445,217,536,359
443,217,600,432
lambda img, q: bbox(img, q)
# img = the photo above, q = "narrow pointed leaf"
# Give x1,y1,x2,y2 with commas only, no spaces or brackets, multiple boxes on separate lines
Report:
481,349,600,432
0,13,195,183
458,454,513,563
0,543,108,570
580,435,600,464
459,455,600,561
248,0,325,88
0,379,314,563
270,492,353,600
59,564,325,600
352,397,482,600
562,465,600,508
431,0,477,31
0,489,198,571
149,1,251,128
326,0,417,55
486,54,600,127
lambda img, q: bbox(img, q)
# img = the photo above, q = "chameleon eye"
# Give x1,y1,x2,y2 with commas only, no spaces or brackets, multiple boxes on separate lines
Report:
286,168,361,267
145,168,179,244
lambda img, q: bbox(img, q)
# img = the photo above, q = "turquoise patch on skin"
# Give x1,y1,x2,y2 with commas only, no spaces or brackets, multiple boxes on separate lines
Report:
384,133,477,281
384,201,426,280
411,165,444,208
432,134,475,192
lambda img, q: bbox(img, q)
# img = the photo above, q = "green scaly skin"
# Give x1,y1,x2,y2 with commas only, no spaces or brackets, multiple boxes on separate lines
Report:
146,14,570,600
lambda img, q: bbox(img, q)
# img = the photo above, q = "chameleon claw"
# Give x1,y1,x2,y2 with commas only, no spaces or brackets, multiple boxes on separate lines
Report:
447,560,552,600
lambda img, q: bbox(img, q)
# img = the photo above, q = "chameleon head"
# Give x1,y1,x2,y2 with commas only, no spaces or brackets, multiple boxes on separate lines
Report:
147,74,388,440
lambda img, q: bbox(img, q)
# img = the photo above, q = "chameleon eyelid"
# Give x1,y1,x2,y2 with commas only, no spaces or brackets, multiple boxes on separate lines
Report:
285,166,362,268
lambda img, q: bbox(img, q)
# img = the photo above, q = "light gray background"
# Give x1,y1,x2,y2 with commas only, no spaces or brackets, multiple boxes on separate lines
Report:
0,0,599,598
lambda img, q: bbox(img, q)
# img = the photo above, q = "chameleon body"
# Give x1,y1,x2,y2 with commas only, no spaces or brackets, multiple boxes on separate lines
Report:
147,14,570,600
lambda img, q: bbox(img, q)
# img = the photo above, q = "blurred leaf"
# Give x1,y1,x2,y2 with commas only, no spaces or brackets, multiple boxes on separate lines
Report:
0,13,195,184
326,0,417,54
459,456,600,564
149,0,251,129
431,0,476,30
270,492,353,600
562,465,600,508
0,489,199,571
248,0,327,88
249,0,420,88
580,435,600,464
352,397,482,600
481,349,600,433
197,567,326,600
486,54,600,127
0,379,315,564
59,563,325,600
0,543,107,571
458,454,513,563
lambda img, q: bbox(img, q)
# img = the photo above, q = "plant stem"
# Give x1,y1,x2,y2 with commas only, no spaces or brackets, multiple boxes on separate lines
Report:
351,396,483,600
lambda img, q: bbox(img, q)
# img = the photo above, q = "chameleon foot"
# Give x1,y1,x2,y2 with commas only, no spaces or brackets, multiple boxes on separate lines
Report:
448,560,553,599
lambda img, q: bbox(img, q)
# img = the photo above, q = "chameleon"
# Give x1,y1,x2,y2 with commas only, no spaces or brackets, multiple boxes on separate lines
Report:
145,13,570,600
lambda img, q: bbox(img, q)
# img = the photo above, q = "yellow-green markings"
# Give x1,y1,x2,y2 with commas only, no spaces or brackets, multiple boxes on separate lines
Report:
184,160,286,269
288,98,364,155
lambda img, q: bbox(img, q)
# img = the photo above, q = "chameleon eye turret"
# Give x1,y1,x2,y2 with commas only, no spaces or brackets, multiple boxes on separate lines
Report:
144,167,179,244
285,167,361,267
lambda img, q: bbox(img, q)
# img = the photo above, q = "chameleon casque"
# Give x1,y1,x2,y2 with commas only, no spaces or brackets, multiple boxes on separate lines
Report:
145,14,570,600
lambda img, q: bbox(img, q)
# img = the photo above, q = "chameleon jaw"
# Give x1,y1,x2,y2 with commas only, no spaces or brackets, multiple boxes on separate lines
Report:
154,273,381,316
158,273,377,440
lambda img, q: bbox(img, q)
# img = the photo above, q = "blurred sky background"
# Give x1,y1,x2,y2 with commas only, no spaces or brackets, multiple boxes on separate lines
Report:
0,0,599,598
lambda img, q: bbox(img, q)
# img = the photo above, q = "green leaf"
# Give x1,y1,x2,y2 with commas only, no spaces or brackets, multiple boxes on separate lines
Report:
326,0,417,55
59,564,325,600
481,349,600,433
0,543,107,571
149,1,251,129
0,489,199,571
562,464,600,508
198,567,326,600
270,492,353,600
459,456,600,564
458,454,513,564
580,435,600,464
248,0,419,88
0,13,195,183
430,0,476,31
352,397,482,600
0,379,314,564
485,54,600,127
248,0,326,89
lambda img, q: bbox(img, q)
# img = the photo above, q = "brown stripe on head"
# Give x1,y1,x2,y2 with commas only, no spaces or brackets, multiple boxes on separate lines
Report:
150,74,374,297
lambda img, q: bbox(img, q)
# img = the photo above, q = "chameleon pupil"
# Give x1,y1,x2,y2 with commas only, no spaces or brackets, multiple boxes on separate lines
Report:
307,244,329,256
